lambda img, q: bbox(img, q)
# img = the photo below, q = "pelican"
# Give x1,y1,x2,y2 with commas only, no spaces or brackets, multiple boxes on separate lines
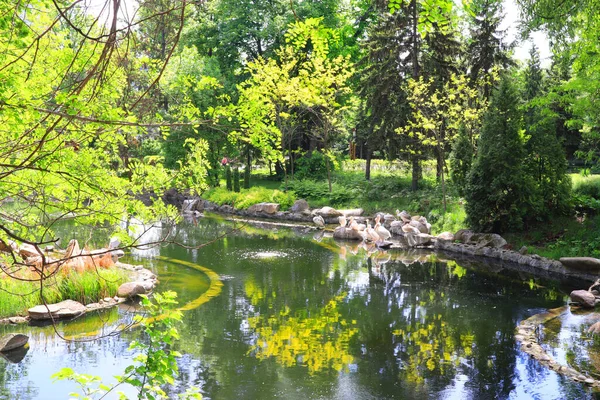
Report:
313,215,325,227
348,216,366,231
365,219,381,242
338,215,347,227
374,216,391,240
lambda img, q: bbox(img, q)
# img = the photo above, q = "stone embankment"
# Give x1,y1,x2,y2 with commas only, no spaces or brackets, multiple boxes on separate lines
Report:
184,197,600,283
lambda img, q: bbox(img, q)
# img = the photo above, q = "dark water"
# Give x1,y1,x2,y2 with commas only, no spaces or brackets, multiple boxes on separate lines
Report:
0,216,595,399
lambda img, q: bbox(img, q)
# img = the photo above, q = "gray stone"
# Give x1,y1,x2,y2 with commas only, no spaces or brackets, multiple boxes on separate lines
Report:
519,246,528,255
247,202,280,214
28,300,86,320
333,227,363,241
454,229,474,243
218,204,234,213
182,199,197,213
402,224,420,234
291,199,309,213
19,243,40,259
437,232,454,241
570,290,596,308
339,208,364,217
469,233,507,248
313,206,342,217
0,334,28,352
560,257,600,272
117,282,149,298
406,233,433,247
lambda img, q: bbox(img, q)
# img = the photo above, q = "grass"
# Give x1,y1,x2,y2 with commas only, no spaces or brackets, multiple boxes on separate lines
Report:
0,268,129,318
203,186,296,210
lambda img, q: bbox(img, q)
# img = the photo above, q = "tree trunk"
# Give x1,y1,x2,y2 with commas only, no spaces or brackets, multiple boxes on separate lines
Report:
365,148,372,181
411,157,419,191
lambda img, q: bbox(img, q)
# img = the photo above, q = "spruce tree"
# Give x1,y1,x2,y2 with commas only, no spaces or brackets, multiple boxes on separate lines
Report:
523,47,571,217
465,77,530,232
467,0,514,98
226,165,233,191
233,167,241,192
449,125,474,196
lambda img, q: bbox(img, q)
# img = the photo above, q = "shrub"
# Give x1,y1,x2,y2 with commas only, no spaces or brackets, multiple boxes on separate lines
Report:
573,175,600,199
294,151,334,180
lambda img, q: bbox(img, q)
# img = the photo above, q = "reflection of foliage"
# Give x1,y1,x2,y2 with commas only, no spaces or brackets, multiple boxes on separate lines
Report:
392,305,474,385
247,294,358,374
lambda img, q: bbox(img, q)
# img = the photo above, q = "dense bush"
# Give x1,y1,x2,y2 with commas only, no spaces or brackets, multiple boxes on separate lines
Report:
449,125,473,196
233,167,241,192
225,165,233,191
294,151,335,180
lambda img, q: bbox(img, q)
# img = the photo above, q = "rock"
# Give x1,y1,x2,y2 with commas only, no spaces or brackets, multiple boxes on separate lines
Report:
117,282,151,298
406,233,433,247
519,246,528,255
313,206,342,217
218,204,234,213
570,290,596,308
560,257,600,272
588,321,600,335
469,233,507,248
0,334,28,352
28,300,86,320
437,232,454,241
0,345,29,363
333,227,363,241
339,208,364,217
454,229,474,243
390,220,404,229
247,202,280,214
291,199,309,213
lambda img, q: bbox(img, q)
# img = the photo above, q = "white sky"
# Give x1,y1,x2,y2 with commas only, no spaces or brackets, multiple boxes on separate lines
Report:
502,0,552,67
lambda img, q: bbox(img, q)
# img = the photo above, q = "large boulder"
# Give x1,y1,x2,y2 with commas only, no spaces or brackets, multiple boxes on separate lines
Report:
470,233,507,248
570,290,597,308
247,202,280,214
560,257,600,272
291,199,309,213
18,243,40,259
454,229,474,243
313,206,342,217
333,227,364,241
0,334,28,352
338,208,364,217
437,232,454,241
409,220,429,234
117,282,151,298
28,300,86,320
406,233,433,247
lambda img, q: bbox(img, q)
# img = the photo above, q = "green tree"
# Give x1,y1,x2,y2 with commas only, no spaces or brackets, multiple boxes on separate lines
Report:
522,47,571,217
449,125,474,197
467,0,513,98
465,77,530,232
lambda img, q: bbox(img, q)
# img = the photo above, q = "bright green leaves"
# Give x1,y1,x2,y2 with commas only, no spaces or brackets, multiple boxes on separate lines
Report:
388,0,456,37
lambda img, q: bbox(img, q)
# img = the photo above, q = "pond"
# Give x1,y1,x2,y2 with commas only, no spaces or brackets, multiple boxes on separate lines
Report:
0,215,596,399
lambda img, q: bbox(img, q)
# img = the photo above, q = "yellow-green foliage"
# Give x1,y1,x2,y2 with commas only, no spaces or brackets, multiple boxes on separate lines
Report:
572,173,600,199
0,268,129,318
203,187,296,210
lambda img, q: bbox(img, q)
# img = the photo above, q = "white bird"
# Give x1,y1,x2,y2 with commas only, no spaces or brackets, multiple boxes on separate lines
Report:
365,219,381,242
313,215,325,227
338,215,347,227
348,216,366,231
374,219,391,240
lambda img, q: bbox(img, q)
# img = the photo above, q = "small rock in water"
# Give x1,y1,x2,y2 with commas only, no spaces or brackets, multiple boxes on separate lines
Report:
570,289,596,308
519,246,528,255
0,334,28,352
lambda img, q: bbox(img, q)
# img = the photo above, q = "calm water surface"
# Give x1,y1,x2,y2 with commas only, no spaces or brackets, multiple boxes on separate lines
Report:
0,216,596,399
